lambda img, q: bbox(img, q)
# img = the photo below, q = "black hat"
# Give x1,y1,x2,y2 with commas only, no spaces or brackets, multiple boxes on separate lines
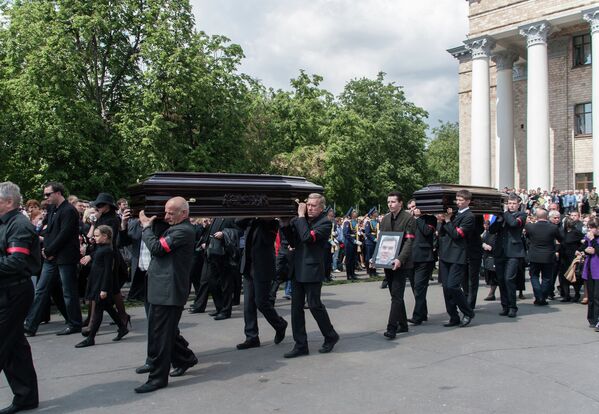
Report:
92,193,117,209
367,207,377,217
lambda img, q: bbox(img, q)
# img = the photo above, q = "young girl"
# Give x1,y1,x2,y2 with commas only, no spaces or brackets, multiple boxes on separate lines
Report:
75,225,128,348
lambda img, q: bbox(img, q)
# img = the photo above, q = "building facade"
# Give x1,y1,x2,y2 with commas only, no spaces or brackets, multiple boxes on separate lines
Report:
449,0,599,190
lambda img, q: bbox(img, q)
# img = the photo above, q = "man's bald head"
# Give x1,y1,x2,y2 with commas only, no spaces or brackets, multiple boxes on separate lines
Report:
536,208,548,220
164,196,189,225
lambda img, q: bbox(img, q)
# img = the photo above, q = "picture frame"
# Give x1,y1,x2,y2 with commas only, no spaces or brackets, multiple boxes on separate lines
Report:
372,231,404,269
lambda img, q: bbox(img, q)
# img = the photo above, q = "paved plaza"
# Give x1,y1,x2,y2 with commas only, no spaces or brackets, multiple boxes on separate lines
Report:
2,277,599,414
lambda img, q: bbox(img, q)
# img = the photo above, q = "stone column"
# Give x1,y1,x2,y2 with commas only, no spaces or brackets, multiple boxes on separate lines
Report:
465,36,495,187
583,8,599,187
519,21,551,190
492,51,518,190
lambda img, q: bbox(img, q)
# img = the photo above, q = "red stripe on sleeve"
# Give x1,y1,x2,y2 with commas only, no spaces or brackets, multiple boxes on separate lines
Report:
404,233,415,239
7,247,30,255
159,237,171,253
310,230,316,242
517,218,523,226
456,227,465,238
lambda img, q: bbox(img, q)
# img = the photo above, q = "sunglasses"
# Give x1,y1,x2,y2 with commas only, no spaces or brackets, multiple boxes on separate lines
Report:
43,191,56,198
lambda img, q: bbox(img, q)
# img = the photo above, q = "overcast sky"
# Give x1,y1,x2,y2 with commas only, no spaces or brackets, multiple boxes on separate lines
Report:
189,0,469,131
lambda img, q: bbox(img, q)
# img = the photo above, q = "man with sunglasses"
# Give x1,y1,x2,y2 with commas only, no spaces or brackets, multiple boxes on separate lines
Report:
24,182,82,336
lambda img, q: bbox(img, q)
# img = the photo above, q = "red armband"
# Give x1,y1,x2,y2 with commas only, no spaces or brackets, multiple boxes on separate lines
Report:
456,227,465,238
159,237,172,253
310,230,317,242
7,246,30,255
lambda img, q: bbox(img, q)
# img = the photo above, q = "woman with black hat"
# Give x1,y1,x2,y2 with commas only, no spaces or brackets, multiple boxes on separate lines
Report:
81,193,131,329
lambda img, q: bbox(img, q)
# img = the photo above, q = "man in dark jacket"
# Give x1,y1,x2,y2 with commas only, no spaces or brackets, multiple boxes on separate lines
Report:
235,218,288,350
436,189,476,327
525,208,562,305
378,192,415,339
134,197,198,394
490,194,528,317
24,182,82,336
281,193,339,358
559,211,585,302
0,182,41,414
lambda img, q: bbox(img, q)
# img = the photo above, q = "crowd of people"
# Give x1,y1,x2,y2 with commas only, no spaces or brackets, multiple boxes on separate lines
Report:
2,180,599,413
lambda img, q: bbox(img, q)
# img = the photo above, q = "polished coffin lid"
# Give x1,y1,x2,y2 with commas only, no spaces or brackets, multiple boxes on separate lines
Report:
412,183,506,215
129,172,323,217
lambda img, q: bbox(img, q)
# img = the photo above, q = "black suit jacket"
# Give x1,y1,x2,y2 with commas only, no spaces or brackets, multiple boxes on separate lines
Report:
237,218,278,282
282,213,332,283
42,200,80,264
490,210,527,259
525,220,561,263
412,215,435,263
437,209,475,264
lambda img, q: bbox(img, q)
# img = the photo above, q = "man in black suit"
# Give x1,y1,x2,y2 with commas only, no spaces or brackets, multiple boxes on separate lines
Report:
406,200,435,325
490,194,528,317
281,193,339,358
235,218,288,350
436,189,476,327
525,208,562,305
559,211,584,302
24,182,82,336
134,197,198,394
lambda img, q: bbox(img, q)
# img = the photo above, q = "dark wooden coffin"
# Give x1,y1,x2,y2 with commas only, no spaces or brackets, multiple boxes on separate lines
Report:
412,183,506,215
128,172,323,218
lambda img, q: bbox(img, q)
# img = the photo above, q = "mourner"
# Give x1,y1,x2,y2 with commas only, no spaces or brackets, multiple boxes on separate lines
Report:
343,208,359,280
490,194,527,317
364,207,379,277
559,211,585,302
436,189,476,328
0,182,40,414
281,193,339,358
235,218,288,350
406,199,436,325
379,192,415,339
134,197,198,394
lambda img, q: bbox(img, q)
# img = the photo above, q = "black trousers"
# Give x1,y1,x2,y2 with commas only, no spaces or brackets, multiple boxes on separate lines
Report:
439,260,474,322
495,257,520,311
128,268,147,301
0,282,38,407
87,298,122,340
462,256,481,310
291,280,336,350
560,254,583,297
587,277,599,325
385,268,408,332
207,259,233,315
243,276,287,340
146,304,196,387
408,262,434,323
345,244,357,277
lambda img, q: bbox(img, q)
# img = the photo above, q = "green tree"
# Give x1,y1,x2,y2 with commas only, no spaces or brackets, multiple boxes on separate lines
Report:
425,121,459,184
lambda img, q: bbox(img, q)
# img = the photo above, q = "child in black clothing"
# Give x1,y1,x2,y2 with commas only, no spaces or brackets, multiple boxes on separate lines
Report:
76,225,129,348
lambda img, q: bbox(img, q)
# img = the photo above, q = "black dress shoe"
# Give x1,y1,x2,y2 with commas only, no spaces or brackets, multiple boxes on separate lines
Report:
484,295,496,301
319,333,339,353
499,308,509,316
208,310,219,317
236,338,260,350
383,331,397,339
397,326,408,333
170,357,197,377
134,382,165,394
23,327,35,337
56,326,82,336
407,318,422,325
75,338,95,348
284,348,309,358
507,308,517,318
274,320,288,344
135,363,153,374
0,402,38,414
188,307,205,314
113,327,129,341
213,313,230,321
380,281,388,289
459,315,473,327
443,320,460,327
560,297,571,302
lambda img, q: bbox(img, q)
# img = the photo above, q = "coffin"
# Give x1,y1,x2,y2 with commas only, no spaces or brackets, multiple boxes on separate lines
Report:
128,172,323,218
412,183,506,215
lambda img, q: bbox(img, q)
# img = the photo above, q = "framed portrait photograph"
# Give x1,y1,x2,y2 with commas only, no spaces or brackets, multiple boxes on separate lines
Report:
373,232,404,269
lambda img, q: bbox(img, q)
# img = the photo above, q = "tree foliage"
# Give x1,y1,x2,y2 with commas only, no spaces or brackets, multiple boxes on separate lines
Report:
425,121,459,184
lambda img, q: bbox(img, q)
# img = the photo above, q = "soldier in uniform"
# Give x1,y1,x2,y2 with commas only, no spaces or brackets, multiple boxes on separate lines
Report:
0,182,40,414
364,207,379,277
343,208,358,280
379,192,415,339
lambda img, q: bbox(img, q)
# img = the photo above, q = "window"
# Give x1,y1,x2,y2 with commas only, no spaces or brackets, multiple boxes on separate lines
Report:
575,103,592,135
573,34,592,66
575,173,593,190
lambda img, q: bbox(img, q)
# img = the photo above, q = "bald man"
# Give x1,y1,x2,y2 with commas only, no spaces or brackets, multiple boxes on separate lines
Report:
134,197,198,393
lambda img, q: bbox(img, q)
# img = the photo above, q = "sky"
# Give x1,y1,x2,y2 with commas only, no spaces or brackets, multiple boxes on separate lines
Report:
189,0,470,131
